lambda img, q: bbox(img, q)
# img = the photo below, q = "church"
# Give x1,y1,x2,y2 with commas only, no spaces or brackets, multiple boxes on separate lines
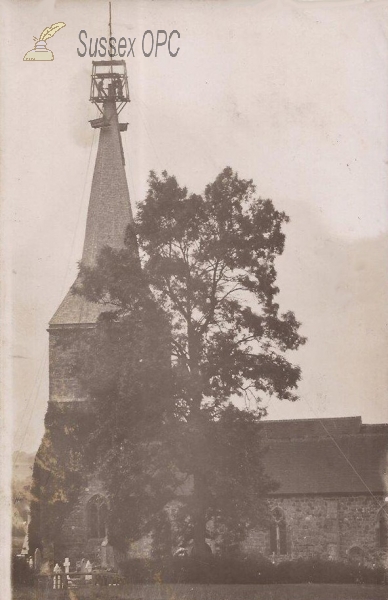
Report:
28,55,388,571
246,417,388,565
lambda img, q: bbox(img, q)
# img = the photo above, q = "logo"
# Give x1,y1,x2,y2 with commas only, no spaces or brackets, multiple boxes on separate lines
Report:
23,22,66,61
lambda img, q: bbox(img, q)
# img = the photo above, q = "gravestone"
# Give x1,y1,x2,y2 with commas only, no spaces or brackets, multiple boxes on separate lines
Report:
63,557,70,574
34,548,42,572
53,563,63,590
101,537,116,569
85,560,92,582
21,533,29,555
41,541,54,575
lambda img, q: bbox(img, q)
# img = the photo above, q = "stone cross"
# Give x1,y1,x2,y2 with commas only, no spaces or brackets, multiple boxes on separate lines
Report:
63,557,70,574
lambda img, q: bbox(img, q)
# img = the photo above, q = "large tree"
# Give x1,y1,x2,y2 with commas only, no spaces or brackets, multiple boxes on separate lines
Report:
76,167,305,557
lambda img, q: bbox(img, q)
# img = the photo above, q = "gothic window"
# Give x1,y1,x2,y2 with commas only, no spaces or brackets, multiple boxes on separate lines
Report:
378,506,388,548
269,507,287,556
87,495,108,539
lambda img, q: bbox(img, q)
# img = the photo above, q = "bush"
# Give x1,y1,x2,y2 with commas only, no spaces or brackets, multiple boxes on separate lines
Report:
119,556,386,585
12,556,34,586
120,555,275,584
274,558,385,584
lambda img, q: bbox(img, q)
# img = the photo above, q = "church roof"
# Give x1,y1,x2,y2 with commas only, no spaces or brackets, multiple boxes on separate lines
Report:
260,417,388,495
50,99,133,327
49,287,104,327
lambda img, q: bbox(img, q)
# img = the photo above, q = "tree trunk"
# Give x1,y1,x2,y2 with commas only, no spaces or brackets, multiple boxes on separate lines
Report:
187,326,211,559
191,471,210,559
189,408,211,559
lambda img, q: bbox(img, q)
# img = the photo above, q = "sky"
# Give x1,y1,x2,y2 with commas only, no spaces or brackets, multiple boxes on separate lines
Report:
2,0,388,455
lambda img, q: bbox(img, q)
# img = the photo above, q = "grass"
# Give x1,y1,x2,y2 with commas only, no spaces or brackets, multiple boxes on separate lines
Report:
12,583,388,600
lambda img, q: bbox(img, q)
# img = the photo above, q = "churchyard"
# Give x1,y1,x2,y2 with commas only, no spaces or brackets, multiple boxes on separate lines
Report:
12,583,388,600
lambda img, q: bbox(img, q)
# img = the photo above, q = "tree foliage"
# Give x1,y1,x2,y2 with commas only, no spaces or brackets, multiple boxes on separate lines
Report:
73,275,177,551
28,402,89,556
75,167,305,557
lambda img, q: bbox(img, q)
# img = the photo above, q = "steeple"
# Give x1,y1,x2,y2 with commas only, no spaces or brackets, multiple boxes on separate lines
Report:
82,66,132,267
50,57,132,327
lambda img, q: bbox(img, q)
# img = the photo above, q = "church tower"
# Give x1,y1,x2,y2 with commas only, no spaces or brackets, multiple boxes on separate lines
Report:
29,58,134,567
49,60,133,402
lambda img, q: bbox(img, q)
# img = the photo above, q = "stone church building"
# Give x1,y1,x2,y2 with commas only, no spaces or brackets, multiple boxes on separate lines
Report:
246,417,388,566
28,57,388,570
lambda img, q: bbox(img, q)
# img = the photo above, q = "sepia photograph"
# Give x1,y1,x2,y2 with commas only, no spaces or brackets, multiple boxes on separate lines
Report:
1,1,388,599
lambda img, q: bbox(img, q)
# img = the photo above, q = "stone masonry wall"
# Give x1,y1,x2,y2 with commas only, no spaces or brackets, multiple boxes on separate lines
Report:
242,495,387,566
42,326,101,564
49,329,86,403
338,495,387,566
55,486,388,566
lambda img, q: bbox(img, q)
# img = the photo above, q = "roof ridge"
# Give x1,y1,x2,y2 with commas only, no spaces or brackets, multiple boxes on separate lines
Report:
260,416,362,424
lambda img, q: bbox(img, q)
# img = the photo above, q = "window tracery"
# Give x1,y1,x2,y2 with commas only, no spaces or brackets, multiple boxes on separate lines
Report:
269,507,287,556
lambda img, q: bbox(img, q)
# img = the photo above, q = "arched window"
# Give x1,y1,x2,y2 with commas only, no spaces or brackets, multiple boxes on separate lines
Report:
378,506,388,548
269,507,287,556
87,495,108,539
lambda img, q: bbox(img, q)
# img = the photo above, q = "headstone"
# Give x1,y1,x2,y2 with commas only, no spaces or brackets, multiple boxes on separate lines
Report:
53,563,62,590
63,557,70,574
28,557,33,569
41,541,54,575
80,558,87,573
21,533,29,555
101,540,115,569
34,548,42,572
85,560,92,582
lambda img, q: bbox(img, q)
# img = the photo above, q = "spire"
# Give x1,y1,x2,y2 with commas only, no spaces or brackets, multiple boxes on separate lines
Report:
81,98,133,267
50,57,133,327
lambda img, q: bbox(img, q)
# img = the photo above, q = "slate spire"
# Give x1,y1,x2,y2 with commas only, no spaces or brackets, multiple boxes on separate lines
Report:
81,97,133,267
50,60,132,327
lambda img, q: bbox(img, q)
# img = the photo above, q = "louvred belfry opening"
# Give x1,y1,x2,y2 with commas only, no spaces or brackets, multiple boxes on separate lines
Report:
90,60,130,116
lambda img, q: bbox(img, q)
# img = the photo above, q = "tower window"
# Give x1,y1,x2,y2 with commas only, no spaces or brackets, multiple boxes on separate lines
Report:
269,507,287,556
87,495,108,539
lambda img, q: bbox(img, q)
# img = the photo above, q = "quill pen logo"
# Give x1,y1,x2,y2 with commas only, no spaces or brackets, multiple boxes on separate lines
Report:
23,22,66,61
